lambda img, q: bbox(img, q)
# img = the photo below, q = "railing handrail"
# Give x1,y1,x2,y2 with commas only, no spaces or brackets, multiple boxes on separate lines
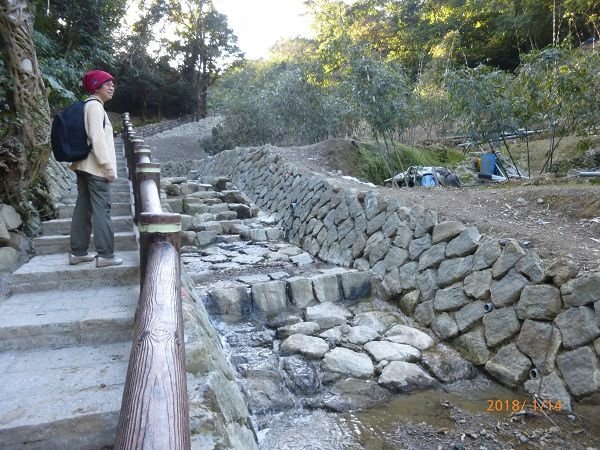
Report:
114,113,190,450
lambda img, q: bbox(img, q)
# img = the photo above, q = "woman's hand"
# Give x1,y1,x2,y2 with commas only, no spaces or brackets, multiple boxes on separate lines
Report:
105,167,116,182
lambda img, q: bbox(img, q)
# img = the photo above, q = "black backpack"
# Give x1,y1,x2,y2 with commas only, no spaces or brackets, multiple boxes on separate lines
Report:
51,98,104,162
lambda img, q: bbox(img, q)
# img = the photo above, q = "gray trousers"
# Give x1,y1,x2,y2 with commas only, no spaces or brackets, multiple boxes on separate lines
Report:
70,171,114,258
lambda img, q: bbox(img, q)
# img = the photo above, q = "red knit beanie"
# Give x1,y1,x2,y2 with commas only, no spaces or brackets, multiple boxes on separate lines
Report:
82,70,114,94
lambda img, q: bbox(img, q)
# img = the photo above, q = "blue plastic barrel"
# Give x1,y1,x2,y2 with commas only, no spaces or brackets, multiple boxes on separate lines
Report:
481,153,497,175
421,174,436,187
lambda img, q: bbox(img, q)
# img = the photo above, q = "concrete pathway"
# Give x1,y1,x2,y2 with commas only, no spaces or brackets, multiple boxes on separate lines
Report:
0,144,139,449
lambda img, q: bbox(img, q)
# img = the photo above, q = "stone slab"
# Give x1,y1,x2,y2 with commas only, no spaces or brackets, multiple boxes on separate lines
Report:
42,215,134,236
57,202,132,219
33,231,137,255
0,285,138,351
9,251,139,294
0,342,130,449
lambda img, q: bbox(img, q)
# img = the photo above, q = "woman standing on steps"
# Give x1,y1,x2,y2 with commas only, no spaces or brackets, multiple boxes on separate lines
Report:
68,70,122,268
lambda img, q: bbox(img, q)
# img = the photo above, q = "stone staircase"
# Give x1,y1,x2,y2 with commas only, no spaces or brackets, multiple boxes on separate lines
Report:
0,150,140,449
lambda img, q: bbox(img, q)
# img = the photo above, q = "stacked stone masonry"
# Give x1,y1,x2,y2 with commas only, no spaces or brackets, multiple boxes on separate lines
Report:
185,146,600,411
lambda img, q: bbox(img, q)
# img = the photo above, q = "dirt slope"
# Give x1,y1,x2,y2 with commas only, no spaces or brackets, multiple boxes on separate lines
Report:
271,140,600,273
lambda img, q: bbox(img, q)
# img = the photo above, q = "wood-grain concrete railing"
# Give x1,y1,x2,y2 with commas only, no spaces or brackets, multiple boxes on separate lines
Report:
114,113,190,449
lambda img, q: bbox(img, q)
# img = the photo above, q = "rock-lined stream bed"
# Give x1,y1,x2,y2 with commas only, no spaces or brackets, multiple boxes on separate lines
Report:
160,175,600,449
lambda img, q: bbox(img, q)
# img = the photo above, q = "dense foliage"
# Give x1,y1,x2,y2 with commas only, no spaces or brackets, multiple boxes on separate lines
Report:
208,0,600,179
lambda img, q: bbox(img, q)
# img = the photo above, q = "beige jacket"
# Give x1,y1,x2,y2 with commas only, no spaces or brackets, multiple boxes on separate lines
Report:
69,96,117,179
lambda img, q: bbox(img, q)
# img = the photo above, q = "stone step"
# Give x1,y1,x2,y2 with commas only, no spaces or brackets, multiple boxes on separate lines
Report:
57,202,132,219
60,190,132,203
9,250,139,294
0,341,130,449
0,285,137,352
42,215,134,236
33,231,138,255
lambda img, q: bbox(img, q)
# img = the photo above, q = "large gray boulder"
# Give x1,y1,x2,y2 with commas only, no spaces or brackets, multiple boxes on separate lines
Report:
421,343,477,383
455,300,486,333
0,204,22,230
446,227,480,257
281,334,330,359
483,306,521,347
561,273,600,307
491,240,526,278
516,320,561,374
515,252,545,283
322,378,391,412
517,284,562,320
555,306,600,349
434,283,470,312
524,371,572,412
545,257,579,286
305,302,352,329
463,270,492,300
0,247,20,272
556,346,600,398
432,221,465,244
322,347,374,378
364,341,421,363
490,269,529,307
452,327,490,365
206,285,250,317
252,281,288,313
431,312,459,340
277,321,320,339
351,311,401,334
312,273,342,303
340,270,373,301
484,343,532,387
384,325,434,350
473,237,502,270
287,276,315,308
343,325,380,345
378,361,439,392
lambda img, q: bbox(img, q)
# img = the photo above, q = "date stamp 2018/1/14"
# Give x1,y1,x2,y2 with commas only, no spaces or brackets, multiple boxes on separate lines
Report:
486,399,563,413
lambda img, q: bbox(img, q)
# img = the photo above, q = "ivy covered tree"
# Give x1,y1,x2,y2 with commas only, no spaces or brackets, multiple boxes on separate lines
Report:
0,0,51,223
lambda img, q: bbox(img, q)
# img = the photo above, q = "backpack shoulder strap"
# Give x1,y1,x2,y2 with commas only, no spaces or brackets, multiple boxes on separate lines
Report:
83,98,106,129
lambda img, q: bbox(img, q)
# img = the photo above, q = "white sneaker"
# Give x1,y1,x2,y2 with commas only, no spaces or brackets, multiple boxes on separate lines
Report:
69,254,95,265
96,256,124,268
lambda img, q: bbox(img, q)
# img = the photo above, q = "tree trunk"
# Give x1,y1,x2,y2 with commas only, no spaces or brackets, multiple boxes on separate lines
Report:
195,69,208,120
0,0,51,214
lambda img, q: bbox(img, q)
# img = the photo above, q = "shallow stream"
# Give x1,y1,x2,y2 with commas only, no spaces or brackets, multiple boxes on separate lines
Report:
210,315,600,450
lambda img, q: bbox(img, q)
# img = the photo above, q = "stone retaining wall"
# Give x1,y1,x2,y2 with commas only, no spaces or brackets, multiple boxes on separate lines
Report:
1,158,72,275
181,272,258,449
187,145,600,411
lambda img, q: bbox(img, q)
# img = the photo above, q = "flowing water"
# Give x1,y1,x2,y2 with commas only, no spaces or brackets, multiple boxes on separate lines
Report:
209,314,600,450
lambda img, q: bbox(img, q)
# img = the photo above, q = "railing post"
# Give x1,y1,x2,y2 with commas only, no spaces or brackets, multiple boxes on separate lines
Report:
135,163,160,225
134,144,152,165
126,136,145,182
137,212,181,286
